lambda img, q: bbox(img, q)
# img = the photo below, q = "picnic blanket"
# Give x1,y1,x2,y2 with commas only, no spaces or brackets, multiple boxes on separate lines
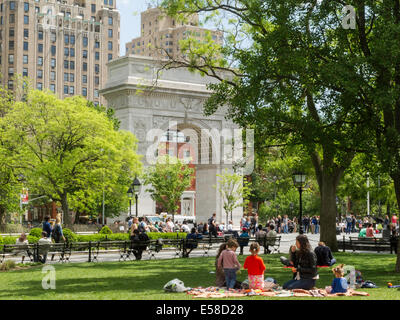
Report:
187,287,369,298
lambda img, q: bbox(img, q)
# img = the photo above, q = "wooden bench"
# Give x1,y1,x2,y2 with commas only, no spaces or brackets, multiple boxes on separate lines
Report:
256,235,281,254
0,244,35,263
348,237,391,253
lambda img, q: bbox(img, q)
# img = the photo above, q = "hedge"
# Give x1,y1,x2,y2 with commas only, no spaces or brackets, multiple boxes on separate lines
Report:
29,228,42,238
0,231,188,245
99,226,113,235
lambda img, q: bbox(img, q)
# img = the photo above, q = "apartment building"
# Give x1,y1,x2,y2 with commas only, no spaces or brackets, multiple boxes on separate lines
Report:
125,7,223,59
0,0,120,105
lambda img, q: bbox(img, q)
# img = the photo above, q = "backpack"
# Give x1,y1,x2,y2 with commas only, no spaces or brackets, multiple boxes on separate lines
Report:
138,222,146,233
138,232,149,242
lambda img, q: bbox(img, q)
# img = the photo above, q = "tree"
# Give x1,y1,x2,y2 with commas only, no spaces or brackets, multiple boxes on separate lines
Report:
215,168,252,226
159,0,376,251
142,156,194,220
0,90,141,226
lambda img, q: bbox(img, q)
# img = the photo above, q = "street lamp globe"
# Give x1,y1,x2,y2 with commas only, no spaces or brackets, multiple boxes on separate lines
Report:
127,186,134,200
133,177,142,195
292,172,306,188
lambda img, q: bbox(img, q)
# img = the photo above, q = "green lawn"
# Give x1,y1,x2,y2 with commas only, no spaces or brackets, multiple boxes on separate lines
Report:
0,252,399,300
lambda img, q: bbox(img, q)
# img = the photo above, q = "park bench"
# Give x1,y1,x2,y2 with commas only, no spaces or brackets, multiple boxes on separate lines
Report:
255,235,281,254
347,237,391,253
147,239,163,260
0,243,35,263
47,242,70,263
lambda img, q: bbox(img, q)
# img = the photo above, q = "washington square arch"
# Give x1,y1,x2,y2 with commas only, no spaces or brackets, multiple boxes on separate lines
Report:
101,55,252,226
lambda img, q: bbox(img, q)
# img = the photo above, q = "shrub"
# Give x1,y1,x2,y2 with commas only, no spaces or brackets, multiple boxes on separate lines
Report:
62,228,78,243
29,228,42,238
27,236,39,244
99,226,113,235
0,236,3,245
3,236,17,245
0,260,16,271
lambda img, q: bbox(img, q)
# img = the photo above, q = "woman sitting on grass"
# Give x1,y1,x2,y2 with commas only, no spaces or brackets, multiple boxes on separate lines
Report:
283,235,319,290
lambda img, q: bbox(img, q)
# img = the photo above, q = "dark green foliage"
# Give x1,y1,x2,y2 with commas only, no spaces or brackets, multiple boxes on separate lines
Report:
62,228,78,243
27,236,39,244
29,228,42,238
99,225,113,235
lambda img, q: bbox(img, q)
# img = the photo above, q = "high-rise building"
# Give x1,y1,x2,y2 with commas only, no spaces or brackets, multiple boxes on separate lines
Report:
125,7,223,59
0,0,120,105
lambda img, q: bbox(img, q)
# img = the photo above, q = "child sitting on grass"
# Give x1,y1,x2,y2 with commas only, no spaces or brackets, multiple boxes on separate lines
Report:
244,242,266,290
217,239,241,289
327,264,348,294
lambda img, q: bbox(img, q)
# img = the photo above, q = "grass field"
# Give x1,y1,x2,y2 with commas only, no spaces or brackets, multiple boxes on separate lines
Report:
0,252,399,300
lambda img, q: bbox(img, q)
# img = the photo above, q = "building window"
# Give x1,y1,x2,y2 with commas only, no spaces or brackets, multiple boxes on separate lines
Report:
24,2,29,12
38,44,43,53
10,2,15,10
51,58,56,68
69,74,74,82
69,86,74,95
64,48,69,57
10,14,15,23
24,15,29,24
95,41,100,49
83,62,87,71
95,52,100,60
91,4,96,13
50,71,56,81
83,50,88,59
108,17,113,25
94,89,99,98
37,83,43,91
23,68,28,77
70,35,75,45
108,54,112,61
83,37,88,47
9,29,14,37
64,85,68,94
50,84,55,93
51,46,56,56
37,70,43,79
64,73,68,82
95,64,99,73
23,42,29,51
51,32,56,42
95,77,99,85
9,41,14,50
82,88,87,97
70,48,75,57
64,60,69,69
70,61,75,70
64,34,69,45
23,55,28,64
82,75,87,84
108,29,113,37
108,41,113,50
38,57,43,66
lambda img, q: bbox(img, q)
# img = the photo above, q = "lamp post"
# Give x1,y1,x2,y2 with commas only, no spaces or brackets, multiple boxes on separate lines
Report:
133,177,142,217
127,186,134,217
293,171,307,235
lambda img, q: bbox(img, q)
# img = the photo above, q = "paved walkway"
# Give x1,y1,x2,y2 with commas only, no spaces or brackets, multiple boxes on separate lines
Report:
4,232,378,265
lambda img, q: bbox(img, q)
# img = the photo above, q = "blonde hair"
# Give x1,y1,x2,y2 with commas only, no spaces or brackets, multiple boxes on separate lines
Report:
249,242,260,255
332,264,345,278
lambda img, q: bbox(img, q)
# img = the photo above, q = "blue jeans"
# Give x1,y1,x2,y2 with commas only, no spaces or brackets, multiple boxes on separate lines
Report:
329,258,337,266
224,268,237,289
315,225,319,234
283,279,316,290
283,224,288,234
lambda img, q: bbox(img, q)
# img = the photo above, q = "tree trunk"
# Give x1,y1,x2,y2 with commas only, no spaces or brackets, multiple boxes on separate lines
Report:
0,207,6,229
391,174,400,272
74,211,81,224
61,193,72,227
319,173,339,252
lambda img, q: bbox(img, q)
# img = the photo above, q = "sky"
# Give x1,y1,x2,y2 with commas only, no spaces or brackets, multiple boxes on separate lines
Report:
117,0,152,56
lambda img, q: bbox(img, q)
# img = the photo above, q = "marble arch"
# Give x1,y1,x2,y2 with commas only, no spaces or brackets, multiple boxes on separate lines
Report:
101,55,243,226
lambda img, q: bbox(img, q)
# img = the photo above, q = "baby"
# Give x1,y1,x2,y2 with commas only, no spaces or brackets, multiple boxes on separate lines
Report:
327,264,348,294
